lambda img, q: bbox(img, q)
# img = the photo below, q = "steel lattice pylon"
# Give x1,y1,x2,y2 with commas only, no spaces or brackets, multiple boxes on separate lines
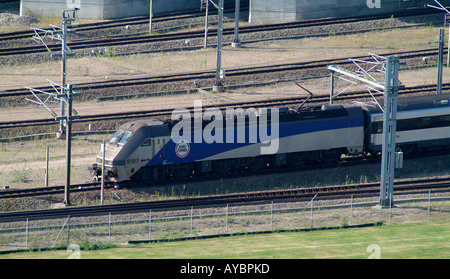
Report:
328,55,404,208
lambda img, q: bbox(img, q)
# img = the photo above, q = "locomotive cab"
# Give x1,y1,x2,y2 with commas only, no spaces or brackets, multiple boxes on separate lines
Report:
90,128,134,182
90,119,170,182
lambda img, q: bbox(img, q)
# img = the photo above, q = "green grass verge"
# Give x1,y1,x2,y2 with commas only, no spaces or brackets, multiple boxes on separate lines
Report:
2,221,450,259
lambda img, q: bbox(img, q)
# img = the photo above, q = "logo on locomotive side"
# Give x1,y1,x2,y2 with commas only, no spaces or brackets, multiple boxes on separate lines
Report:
171,100,280,155
175,140,190,158
366,0,381,9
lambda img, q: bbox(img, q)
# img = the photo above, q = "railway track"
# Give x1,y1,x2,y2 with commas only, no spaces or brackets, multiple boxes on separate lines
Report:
2,148,449,201
0,182,116,200
1,176,449,222
0,151,378,201
0,47,444,99
1,80,449,131
0,3,247,42
0,14,209,42
0,10,439,57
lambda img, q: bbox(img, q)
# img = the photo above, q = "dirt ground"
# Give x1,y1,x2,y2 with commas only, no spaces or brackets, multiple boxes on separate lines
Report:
1,26,449,123
1,26,447,89
1,23,449,191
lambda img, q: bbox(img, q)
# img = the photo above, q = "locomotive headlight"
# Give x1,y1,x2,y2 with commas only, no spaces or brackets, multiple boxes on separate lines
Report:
96,157,114,166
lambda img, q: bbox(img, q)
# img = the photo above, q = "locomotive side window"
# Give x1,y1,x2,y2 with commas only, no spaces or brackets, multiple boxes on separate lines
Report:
141,139,152,146
118,131,132,145
109,129,124,144
152,140,155,160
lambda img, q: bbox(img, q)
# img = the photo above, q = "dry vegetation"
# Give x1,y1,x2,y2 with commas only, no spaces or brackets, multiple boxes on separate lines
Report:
0,13,449,210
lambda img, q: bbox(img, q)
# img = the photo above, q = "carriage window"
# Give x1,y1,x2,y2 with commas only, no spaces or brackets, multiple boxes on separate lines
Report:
397,119,416,131
397,114,450,131
141,139,152,146
109,129,124,144
371,121,383,134
118,131,132,145
419,117,431,128
376,122,382,133
373,113,450,134
439,115,450,126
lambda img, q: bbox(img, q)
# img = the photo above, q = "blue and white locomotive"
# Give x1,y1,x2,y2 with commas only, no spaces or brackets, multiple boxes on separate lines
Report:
91,93,450,183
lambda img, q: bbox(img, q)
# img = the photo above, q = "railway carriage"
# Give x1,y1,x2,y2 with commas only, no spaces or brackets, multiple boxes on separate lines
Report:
369,94,450,154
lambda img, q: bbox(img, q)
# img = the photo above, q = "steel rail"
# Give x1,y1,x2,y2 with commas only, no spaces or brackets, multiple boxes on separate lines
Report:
0,47,443,98
0,10,440,57
1,81,449,131
0,2,249,41
0,182,116,199
4,148,449,201
0,176,449,222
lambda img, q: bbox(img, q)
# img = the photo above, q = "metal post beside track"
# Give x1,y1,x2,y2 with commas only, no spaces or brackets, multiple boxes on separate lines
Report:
379,56,401,208
203,0,209,49
27,9,80,206
328,55,404,209
232,0,241,48
25,218,29,249
109,212,112,243
149,210,152,240
55,10,77,135
226,204,229,233
270,201,274,231
149,0,153,34
64,86,73,205
55,84,80,206
213,0,224,93
101,140,105,205
350,195,353,226
45,145,49,187
428,190,431,222
438,28,444,94
190,206,194,237
329,70,335,105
